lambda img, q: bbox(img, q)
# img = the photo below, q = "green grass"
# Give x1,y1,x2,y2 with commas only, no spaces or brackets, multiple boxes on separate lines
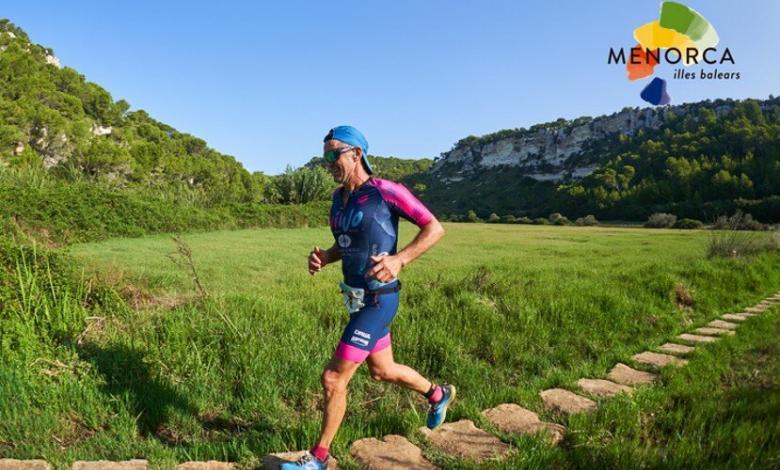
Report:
2,223,779,469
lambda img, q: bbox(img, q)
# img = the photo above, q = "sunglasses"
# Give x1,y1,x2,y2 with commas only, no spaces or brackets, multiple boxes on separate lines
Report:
323,146,355,164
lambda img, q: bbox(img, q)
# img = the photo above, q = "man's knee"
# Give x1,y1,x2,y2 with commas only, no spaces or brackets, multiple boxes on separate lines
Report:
321,368,349,395
369,364,396,382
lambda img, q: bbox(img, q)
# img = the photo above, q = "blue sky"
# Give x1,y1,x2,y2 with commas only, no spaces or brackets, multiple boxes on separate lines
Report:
2,0,778,174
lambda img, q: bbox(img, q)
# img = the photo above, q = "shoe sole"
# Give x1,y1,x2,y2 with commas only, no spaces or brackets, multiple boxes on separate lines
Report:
428,384,457,430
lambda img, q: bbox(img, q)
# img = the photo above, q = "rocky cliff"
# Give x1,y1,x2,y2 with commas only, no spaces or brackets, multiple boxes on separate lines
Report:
431,100,739,182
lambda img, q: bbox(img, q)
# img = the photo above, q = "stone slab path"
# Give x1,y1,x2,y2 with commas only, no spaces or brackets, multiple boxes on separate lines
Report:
7,291,777,469
418,419,512,462
607,363,658,385
576,378,633,397
351,435,436,469
481,403,566,444
632,351,688,368
657,343,695,355
0,460,52,470
694,327,735,336
708,319,738,329
177,462,235,469
72,461,148,470
721,313,749,321
540,388,597,414
678,333,720,343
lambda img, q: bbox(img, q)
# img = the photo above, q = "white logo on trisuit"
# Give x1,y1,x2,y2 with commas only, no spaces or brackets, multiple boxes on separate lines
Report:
338,234,351,248
353,329,371,339
350,336,369,347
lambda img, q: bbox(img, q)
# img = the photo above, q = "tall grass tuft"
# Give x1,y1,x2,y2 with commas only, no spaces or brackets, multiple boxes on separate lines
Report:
707,212,780,258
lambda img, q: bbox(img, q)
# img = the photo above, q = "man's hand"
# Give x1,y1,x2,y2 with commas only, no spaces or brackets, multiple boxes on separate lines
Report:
308,246,329,275
365,254,403,283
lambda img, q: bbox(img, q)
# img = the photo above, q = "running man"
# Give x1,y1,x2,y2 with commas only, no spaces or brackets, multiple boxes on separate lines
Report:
282,126,454,469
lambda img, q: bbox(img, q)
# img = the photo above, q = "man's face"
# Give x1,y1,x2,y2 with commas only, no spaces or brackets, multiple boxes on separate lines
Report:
323,139,358,183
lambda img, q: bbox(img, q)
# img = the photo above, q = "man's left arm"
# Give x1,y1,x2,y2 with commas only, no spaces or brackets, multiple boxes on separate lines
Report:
366,219,445,283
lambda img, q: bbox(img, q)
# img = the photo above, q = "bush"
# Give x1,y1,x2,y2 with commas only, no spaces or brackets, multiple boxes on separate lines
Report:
673,218,704,229
645,213,677,228
466,210,482,223
706,228,778,258
548,212,565,224
575,214,599,226
487,213,501,223
532,217,550,225
712,211,768,231
516,216,533,224
500,214,516,224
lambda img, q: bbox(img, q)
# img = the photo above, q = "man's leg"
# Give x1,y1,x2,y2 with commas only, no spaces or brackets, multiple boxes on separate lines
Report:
366,337,453,430
366,343,432,393
314,355,361,450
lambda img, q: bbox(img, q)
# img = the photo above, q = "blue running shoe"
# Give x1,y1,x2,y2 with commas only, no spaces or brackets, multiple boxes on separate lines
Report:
280,451,328,470
426,383,456,429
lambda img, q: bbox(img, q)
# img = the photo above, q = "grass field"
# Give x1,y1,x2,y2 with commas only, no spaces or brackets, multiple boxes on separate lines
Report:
2,223,779,468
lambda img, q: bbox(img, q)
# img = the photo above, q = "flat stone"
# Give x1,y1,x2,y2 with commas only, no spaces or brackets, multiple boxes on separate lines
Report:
694,327,735,336
540,388,597,414
350,434,436,469
0,460,52,470
481,403,566,445
607,363,657,386
707,320,738,330
262,452,338,469
419,419,512,462
576,378,633,397
721,313,749,321
632,351,687,368
177,463,235,470
678,333,719,343
657,343,695,355
744,306,767,313
72,461,148,470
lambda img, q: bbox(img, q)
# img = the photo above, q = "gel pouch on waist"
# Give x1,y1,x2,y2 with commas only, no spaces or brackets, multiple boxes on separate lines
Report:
339,282,366,314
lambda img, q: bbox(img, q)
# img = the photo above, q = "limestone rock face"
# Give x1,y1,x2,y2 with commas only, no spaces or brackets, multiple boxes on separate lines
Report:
45,54,61,68
431,101,740,182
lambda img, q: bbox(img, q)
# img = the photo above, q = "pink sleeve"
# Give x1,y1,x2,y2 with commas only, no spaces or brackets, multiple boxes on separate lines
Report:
374,179,434,227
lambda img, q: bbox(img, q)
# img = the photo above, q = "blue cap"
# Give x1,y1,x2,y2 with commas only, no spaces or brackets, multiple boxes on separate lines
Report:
323,125,373,174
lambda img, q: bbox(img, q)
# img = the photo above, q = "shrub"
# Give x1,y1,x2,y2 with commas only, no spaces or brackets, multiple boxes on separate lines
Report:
706,229,771,258
532,217,550,225
575,214,599,226
548,212,564,224
645,212,677,228
711,211,768,231
516,216,533,224
487,213,501,223
553,217,572,226
466,210,482,223
673,218,704,229
500,214,516,224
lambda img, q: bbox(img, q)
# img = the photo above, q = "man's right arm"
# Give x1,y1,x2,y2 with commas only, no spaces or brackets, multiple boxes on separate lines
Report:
325,242,342,264
309,242,342,275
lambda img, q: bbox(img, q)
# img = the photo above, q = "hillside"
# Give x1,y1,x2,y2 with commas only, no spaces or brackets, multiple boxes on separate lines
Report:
412,97,780,222
2,18,778,227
